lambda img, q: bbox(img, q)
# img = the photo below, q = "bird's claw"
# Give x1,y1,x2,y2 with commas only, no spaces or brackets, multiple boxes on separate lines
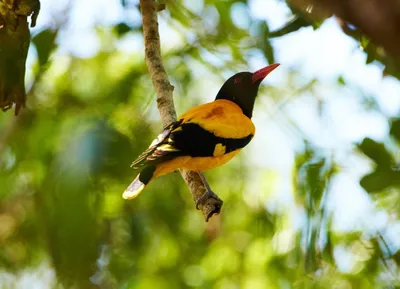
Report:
195,189,220,210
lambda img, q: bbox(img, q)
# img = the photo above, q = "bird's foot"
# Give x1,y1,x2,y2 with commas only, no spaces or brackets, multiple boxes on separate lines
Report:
195,189,220,210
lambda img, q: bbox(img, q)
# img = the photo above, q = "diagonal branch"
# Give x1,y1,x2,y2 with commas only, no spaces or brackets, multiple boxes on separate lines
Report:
139,0,223,221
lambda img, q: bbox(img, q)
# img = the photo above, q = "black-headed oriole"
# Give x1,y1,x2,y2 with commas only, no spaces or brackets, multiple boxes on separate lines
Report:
123,63,280,200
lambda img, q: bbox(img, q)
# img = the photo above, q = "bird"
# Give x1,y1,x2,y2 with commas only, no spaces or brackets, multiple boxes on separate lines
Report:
123,63,280,204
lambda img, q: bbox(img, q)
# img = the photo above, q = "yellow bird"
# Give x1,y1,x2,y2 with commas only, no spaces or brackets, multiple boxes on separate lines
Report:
123,64,280,203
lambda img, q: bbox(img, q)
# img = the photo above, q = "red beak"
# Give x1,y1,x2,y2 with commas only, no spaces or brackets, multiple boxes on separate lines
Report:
252,63,280,83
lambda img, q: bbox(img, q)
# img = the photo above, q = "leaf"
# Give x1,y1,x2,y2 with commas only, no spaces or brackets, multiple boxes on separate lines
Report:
305,227,318,272
215,2,234,30
322,221,334,263
358,138,394,168
114,22,132,37
360,170,400,193
259,21,275,64
365,44,378,64
390,118,400,142
337,75,346,85
306,158,327,210
360,35,370,50
250,210,276,238
392,250,400,266
269,15,311,38
32,29,57,67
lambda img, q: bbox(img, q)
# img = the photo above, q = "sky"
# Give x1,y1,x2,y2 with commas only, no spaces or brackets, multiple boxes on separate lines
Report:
21,0,400,279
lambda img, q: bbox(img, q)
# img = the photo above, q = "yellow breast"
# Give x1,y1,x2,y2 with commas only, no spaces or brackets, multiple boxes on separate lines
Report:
153,150,241,178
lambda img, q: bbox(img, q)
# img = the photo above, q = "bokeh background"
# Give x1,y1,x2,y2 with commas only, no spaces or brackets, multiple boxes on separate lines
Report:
1,0,400,288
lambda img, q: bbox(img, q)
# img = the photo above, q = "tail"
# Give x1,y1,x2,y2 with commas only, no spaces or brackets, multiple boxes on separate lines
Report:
122,166,156,200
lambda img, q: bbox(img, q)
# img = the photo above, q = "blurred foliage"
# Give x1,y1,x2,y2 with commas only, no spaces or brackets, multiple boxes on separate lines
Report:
0,0,400,288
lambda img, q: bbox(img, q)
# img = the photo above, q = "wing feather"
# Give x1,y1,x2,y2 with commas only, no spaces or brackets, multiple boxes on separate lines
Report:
131,128,172,168
130,121,184,169
130,100,255,168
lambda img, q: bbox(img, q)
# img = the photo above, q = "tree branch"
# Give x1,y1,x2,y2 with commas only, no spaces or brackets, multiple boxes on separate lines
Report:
139,0,223,221
0,0,40,115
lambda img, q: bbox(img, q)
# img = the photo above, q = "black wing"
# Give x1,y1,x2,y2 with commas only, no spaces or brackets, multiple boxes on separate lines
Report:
131,121,253,168
170,122,253,157
130,120,182,169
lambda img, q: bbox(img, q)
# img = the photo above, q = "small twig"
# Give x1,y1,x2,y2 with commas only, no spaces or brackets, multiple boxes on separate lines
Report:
139,0,223,221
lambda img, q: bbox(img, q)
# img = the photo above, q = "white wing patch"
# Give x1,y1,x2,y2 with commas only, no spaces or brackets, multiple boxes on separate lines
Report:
149,129,170,147
130,127,180,168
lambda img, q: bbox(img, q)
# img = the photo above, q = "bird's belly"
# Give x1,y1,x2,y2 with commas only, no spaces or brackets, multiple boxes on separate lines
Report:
153,150,240,178
182,150,240,171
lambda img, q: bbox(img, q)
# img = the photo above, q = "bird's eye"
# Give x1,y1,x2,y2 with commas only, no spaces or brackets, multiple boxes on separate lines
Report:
233,77,241,84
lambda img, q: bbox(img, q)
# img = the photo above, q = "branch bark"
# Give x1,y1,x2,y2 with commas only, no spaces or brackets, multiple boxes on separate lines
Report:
139,0,223,221
0,0,40,115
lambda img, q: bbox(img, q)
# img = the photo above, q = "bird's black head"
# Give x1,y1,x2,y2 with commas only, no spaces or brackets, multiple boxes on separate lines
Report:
215,64,280,118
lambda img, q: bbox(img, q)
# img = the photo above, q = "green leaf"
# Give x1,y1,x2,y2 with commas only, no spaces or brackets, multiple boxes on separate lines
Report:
366,50,376,64
358,138,394,168
360,170,400,193
269,15,311,38
337,75,346,85
259,21,275,64
32,29,57,67
114,22,132,37
390,118,400,142
360,36,370,50
306,158,326,209
322,221,334,263
393,250,400,266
